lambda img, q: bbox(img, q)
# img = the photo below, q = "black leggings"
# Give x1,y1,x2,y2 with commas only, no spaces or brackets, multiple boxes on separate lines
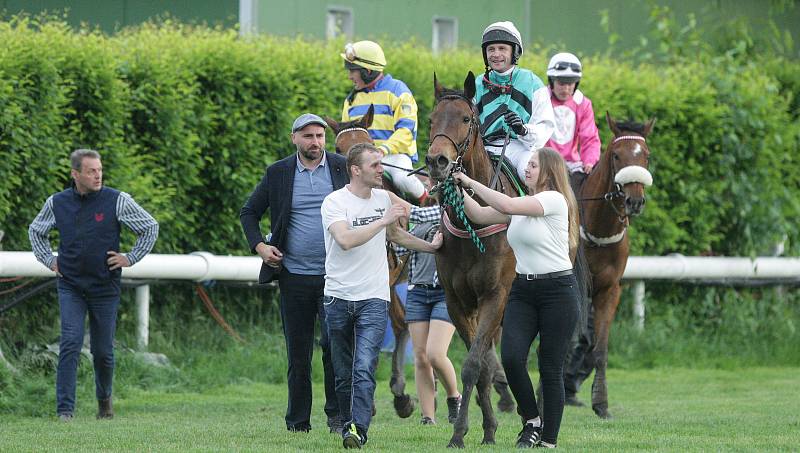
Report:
501,275,579,445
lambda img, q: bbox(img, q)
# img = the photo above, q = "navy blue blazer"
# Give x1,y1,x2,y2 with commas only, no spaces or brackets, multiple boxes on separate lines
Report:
240,151,349,284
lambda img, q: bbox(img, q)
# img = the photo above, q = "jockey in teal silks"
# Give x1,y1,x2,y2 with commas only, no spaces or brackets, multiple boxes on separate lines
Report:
473,21,555,182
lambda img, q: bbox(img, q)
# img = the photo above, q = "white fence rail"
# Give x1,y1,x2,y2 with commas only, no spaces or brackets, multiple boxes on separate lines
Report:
2,252,798,347
4,251,800,282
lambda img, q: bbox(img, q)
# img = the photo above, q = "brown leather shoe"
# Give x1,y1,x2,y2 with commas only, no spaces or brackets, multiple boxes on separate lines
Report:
97,397,114,419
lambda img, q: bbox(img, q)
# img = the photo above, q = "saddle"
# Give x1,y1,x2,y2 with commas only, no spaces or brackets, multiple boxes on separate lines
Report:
487,152,526,197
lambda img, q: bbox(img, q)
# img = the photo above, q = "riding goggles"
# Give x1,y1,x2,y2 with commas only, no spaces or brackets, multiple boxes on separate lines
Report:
550,61,582,73
344,43,384,68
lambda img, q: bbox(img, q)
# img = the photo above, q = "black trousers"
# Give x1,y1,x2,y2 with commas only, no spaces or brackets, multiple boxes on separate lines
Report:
277,271,339,430
501,275,579,445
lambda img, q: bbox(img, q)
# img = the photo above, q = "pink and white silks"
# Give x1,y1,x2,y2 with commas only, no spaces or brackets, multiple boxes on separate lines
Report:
545,88,601,173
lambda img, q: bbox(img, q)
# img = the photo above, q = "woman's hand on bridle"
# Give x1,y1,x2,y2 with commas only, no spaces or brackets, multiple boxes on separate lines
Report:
452,171,472,188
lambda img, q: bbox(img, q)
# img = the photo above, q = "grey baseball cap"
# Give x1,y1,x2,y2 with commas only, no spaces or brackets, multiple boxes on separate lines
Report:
292,113,328,133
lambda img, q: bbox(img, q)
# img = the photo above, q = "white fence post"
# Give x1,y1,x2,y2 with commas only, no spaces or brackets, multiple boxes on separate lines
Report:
136,284,150,351
632,280,645,331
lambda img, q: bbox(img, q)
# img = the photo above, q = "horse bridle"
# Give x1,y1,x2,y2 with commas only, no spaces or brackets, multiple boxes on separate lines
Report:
334,126,371,154
580,134,649,223
429,94,479,175
335,126,370,142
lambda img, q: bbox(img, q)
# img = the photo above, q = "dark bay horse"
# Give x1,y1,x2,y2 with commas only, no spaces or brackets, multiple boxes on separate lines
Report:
425,72,517,448
324,105,431,419
578,113,655,418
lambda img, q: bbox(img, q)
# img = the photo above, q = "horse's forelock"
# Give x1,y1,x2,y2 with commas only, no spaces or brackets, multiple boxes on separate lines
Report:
436,87,469,103
615,120,647,136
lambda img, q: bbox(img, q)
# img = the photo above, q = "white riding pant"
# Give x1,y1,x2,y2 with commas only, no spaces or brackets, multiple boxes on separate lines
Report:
485,138,533,182
382,153,425,199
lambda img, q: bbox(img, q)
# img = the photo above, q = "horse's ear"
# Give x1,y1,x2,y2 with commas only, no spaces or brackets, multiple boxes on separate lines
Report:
643,117,656,137
606,111,622,136
360,104,375,128
434,72,444,100
464,71,476,100
323,116,339,133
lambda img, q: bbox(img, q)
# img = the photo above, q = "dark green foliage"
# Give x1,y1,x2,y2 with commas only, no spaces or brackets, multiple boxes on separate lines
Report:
0,17,798,402
1,17,798,256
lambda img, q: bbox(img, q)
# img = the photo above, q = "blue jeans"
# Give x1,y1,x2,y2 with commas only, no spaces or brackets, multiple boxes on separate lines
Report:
56,282,120,415
323,296,387,435
405,286,451,324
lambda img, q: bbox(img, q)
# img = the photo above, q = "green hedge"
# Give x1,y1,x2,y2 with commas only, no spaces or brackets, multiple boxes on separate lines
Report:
1,17,797,258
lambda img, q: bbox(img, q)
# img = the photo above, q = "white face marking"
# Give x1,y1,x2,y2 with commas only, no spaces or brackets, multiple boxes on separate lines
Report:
631,143,643,156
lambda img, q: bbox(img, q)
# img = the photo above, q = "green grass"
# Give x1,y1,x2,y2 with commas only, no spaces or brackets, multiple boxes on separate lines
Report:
2,367,798,452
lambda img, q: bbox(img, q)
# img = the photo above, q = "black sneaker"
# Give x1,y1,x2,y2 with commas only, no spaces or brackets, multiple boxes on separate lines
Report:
446,395,461,424
515,422,542,448
342,423,363,449
538,440,557,448
420,416,436,425
328,416,343,434
287,424,311,433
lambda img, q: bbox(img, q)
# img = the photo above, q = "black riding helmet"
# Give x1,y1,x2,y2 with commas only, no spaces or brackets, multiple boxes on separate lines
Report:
481,21,524,67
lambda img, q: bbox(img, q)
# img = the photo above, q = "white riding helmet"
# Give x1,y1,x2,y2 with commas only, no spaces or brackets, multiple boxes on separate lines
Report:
481,21,524,66
547,52,582,83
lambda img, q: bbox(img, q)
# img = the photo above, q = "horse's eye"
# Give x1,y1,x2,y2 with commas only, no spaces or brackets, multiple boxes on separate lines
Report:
613,153,620,160
463,116,470,123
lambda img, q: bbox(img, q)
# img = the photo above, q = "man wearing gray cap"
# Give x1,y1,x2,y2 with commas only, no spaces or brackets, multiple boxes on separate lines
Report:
241,113,348,433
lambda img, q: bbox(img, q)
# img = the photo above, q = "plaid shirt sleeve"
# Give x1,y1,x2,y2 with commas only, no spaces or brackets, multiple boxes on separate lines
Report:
28,196,57,269
409,205,441,224
117,192,159,265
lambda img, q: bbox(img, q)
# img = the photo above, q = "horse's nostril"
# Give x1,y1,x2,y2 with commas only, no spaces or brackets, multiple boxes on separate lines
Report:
437,155,449,167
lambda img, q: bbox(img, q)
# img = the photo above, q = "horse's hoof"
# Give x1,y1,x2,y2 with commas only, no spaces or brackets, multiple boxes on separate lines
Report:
394,394,415,418
497,394,515,413
593,405,613,419
565,395,586,407
447,439,465,449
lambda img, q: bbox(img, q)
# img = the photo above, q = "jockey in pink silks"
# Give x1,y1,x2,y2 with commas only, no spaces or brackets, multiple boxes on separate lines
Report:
544,52,601,189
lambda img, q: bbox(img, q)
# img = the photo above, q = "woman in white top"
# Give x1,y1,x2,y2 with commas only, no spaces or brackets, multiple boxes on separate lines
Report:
453,147,579,449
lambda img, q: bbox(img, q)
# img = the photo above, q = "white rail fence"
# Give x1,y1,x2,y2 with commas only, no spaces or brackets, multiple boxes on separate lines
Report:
2,251,799,349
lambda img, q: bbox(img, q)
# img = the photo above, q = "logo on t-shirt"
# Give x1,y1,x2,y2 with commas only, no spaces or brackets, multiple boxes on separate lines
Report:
352,208,385,227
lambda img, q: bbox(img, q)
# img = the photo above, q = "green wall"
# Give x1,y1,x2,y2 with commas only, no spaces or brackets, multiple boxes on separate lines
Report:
257,0,798,58
1,0,796,55
529,0,800,56
0,0,238,32
257,0,527,48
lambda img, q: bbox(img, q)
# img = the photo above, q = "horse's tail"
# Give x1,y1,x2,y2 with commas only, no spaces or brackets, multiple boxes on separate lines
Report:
573,242,593,332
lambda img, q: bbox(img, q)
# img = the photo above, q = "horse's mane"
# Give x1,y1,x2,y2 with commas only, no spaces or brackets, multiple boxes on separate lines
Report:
615,120,647,135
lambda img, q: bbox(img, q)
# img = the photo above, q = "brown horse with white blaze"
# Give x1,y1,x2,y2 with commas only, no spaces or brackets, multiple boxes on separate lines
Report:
426,72,517,448
578,113,655,419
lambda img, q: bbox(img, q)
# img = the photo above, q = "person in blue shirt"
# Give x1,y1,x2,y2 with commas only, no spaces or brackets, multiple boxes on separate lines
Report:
240,114,348,433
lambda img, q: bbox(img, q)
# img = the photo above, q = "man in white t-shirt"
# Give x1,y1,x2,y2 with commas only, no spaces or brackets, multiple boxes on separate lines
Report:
321,143,442,449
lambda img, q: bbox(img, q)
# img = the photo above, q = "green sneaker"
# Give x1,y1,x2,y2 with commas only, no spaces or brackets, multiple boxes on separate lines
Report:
342,423,363,449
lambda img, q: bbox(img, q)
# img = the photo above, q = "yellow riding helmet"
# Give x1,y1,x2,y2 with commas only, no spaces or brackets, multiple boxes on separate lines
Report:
341,41,386,72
